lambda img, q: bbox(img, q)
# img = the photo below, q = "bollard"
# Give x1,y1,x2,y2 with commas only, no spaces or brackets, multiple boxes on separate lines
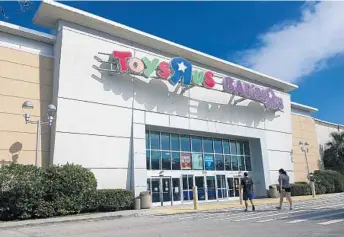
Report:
193,186,199,210
310,181,316,198
238,180,243,205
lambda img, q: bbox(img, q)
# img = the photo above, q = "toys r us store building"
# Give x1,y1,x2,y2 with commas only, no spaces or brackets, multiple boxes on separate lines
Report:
1,1,343,206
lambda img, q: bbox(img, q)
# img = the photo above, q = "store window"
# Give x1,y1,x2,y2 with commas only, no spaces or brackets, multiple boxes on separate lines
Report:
145,130,252,171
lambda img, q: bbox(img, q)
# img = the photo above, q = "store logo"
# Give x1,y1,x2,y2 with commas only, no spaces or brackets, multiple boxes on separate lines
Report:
223,77,284,111
110,51,215,88
97,51,284,112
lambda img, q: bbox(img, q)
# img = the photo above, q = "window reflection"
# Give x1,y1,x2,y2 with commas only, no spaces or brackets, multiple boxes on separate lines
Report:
191,136,202,152
161,133,170,150
171,134,180,151
230,141,237,155
214,139,223,153
203,138,214,153
172,152,181,170
145,131,251,171
162,151,171,170
181,135,191,151
231,156,239,171
150,132,160,150
151,150,160,170
215,154,224,170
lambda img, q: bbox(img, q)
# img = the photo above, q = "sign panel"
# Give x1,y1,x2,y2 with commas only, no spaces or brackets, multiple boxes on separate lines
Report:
192,153,203,170
181,153,192,170
96,51,284,112
204,155,214,170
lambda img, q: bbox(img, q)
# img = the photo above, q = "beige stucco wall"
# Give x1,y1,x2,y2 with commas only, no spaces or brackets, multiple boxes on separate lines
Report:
0,46,53,167
292,114,321,182
315,120,344,168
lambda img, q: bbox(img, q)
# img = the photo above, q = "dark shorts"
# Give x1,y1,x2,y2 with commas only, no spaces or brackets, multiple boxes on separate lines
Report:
282,187,291,193
243,191,254,201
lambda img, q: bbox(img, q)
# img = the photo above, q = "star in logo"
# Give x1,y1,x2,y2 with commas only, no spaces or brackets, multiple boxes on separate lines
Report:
177,62,187,72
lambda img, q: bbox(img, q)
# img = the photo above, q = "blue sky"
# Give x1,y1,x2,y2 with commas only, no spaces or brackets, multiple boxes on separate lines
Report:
1,1,343,124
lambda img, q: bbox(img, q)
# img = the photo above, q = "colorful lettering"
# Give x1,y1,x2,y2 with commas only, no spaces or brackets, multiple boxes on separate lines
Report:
112,51,132,72
105,51,284,112
156,61,171,79
203,71,215,88
235,81,244,96
243,82,254,99
128,57,145,74
142,57,160,78
169,57,192,86
223,77,235,93
192,71,205,85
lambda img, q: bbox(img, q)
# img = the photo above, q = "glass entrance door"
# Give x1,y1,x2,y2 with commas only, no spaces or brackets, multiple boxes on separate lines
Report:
151,178,161,203
206,176,216,200
234,177,240,197
195,176,206,201
216,175,228,199
161,178,171,204
172,178,181,202
182,175,194,201
149,177,173,206
226,177,240,198
227,177,235,197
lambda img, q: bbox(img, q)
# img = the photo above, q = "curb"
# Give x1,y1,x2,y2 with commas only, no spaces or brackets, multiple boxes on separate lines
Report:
0,211,150,230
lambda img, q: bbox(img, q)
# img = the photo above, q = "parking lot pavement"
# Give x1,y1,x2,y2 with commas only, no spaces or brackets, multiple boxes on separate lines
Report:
0,193,343,237
153,192,344,226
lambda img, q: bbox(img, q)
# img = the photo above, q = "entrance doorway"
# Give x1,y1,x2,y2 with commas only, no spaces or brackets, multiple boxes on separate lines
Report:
182,175,194,201
227,177,241,197
149,176,181,206
195,176,206,201
206,176,216,200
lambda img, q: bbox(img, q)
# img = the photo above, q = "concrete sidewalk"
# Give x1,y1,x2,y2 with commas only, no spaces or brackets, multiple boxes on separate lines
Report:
152,194,329,215
0,209,152,230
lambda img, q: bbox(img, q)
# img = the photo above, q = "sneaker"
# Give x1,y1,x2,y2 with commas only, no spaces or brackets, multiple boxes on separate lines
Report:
252,206,256,211
244,209,248,212
276,206,282,210
289,207,293,210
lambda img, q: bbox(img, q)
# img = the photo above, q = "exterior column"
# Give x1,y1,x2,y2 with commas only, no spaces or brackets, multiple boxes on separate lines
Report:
132,109,148,197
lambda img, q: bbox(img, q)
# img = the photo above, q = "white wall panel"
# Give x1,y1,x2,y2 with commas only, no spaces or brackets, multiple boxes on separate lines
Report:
267,150,293,171
133,138,146,155
58,27,134,108
53,132,130,168
56,98,132,137
133,110,145,124
169,115,189,130
145,112,169,127
265,130,292,152
133,123,145,139
91,168,129,189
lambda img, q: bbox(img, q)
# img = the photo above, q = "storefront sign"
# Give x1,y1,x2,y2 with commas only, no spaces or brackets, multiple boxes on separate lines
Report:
192,153,203,170
101,51,284,112
181,153,192,169
204,155,214,170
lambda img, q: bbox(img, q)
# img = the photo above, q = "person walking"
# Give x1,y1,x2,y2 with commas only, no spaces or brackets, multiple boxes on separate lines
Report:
276,168,293,210
241,172,255,212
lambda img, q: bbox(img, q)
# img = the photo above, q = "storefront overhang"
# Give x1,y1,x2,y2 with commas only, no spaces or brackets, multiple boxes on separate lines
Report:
291,102,318,113
33,0,298,93
0,20,55,44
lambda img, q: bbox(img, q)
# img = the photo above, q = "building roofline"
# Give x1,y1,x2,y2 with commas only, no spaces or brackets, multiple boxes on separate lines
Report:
291,102,318,113
33,0,298,92
0,20,55,44
315,118,344,129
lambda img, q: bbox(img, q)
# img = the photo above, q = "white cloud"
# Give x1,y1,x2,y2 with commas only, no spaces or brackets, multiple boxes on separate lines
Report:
238,1,344,83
